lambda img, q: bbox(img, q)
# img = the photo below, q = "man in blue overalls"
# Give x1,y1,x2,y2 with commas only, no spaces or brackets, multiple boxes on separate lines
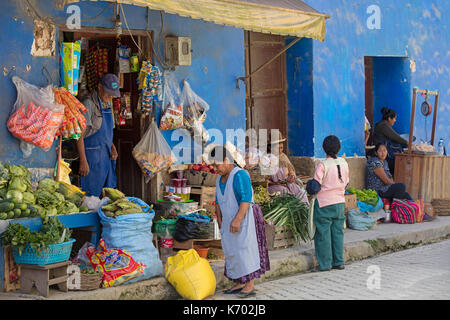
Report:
76,74,119,197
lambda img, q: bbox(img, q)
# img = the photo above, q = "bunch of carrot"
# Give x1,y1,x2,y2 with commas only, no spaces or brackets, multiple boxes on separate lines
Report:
53,87,88,140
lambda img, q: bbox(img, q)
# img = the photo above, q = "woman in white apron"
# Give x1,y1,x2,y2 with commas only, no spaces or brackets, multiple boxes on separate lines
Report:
206,143,270,298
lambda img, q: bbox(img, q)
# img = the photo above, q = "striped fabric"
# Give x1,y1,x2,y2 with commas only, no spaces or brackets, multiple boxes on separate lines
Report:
391,198,419,224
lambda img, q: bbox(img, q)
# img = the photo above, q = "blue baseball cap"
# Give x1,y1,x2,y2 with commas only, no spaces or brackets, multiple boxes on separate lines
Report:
100,73,121,97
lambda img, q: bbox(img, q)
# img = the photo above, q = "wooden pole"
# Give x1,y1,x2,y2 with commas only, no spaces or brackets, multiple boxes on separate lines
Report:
430,91,439,146
408,88,417,155
56,136,62,181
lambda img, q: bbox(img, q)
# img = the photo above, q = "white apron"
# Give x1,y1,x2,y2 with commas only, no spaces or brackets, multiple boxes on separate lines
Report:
216,167,260,279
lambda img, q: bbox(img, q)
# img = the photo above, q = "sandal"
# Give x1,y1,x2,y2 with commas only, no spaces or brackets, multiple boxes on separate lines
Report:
236,289,256,298
223,287,244,294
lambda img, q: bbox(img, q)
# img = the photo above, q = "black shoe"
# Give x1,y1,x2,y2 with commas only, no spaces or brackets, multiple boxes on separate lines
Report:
223,287,244,294
315,268,331,272
423,213,434,222
332,265,345,270
236,289,256,298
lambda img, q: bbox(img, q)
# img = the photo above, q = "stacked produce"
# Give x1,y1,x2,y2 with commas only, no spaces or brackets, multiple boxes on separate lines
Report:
0,163,87,221
2,216,71,256
101,188,153,218
187,162,218,174
254,185,271,205
347,187,378,206
261,193,310,242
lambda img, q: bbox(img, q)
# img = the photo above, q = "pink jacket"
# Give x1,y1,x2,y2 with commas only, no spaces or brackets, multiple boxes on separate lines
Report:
314,158,349,208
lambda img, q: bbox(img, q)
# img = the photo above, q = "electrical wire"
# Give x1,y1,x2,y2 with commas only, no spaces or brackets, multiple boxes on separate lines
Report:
119,3,145,57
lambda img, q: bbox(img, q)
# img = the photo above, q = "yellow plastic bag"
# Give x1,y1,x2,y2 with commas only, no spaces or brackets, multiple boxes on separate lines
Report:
165,249,216,300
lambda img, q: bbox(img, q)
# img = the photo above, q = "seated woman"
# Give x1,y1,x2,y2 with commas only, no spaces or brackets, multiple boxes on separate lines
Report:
267,134,309,205
374,107,408,174
366,143,432,221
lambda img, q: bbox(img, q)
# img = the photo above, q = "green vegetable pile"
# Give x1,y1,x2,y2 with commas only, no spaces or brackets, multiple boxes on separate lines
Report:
0,162,87,221
261,193,311,242
2,216,72,256
101,188,152,218
347,187,379,206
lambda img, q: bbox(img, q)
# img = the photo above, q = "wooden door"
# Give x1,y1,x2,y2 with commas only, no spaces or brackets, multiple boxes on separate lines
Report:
245,32,287,143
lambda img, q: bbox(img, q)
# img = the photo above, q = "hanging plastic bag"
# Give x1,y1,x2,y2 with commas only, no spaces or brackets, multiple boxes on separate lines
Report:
159,72,183,130
8,76,65,158
132,121,176,183
180,80,210,144
165,249,216,300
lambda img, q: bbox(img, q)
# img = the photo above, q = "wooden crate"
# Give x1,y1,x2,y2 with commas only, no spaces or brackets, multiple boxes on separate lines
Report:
185,171,219,187
190,185,216,213
265,224,295,250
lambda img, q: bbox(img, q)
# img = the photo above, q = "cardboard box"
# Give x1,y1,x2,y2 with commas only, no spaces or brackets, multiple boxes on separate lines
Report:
345,194,357,211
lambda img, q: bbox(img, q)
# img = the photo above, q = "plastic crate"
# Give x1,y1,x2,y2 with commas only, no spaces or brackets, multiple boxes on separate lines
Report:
154,219,177,235
12,238,76,266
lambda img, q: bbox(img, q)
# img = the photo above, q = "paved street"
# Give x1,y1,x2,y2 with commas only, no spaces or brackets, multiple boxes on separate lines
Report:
212,239,450,300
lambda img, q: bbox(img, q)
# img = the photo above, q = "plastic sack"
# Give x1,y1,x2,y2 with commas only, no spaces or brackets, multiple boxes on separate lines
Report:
160,72,183,130
98,196,163,284
8,76,65,157
132,121,176,183
173,213,211,242
180,80,210,144
165,249,216,300
347,208,376,231
86,239,145,288
357,195,383,213
73,241,95,270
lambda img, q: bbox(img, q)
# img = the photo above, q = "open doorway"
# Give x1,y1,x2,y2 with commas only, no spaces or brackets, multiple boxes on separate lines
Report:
59,27,153,201
364,56,412,149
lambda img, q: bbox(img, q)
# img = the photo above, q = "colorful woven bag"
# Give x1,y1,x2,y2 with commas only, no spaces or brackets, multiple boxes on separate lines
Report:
414,199,425,222
391,198,418,224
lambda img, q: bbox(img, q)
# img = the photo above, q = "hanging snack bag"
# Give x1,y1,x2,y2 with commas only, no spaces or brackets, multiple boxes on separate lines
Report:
180,80,210,144
118,45,131,74
60,41,81,96
159,73,183,130
8,76,65,157
132,121,176,183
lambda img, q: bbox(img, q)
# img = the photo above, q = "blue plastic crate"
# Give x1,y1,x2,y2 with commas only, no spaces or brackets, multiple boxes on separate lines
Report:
12,238,76,266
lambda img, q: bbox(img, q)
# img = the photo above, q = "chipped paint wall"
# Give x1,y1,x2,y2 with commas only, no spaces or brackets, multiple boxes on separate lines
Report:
298,0,449,157
0,0,245,167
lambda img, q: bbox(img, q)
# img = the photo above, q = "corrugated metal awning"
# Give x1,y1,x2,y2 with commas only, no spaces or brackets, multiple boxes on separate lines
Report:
65,0,330,41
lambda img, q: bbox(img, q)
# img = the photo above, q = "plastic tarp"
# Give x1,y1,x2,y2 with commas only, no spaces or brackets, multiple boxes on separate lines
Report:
65,0,330,41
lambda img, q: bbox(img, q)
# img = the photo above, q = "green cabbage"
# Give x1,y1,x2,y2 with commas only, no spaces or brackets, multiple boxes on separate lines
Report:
22,192,36,204
37,178,60,193
6,190,23,203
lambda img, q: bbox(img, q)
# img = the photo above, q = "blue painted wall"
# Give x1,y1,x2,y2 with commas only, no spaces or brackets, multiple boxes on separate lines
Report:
372,57,412,135
300,0,449,157
286,37,314,156
0,1,246,166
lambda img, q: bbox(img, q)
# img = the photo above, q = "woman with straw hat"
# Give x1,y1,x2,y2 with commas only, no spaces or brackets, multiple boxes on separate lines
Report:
203,142,270,298
267,133,309,204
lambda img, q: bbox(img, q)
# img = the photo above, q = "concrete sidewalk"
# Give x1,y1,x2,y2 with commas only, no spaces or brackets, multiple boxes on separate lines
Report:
2,216,450,300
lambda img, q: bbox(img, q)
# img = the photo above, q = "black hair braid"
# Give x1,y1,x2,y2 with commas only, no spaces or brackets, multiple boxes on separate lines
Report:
322,135,343,183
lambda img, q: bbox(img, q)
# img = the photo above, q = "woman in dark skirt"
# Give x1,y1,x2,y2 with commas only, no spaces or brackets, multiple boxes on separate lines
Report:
205,142,270,298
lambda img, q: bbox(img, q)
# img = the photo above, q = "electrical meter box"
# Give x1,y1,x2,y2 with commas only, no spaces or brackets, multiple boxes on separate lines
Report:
164,36,191,66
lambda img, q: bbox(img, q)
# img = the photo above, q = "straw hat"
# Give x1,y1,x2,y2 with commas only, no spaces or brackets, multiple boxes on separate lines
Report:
203,142,246,168
271,131,286,145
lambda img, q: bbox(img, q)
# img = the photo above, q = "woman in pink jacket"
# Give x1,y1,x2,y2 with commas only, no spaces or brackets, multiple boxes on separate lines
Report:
311,135,349,271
